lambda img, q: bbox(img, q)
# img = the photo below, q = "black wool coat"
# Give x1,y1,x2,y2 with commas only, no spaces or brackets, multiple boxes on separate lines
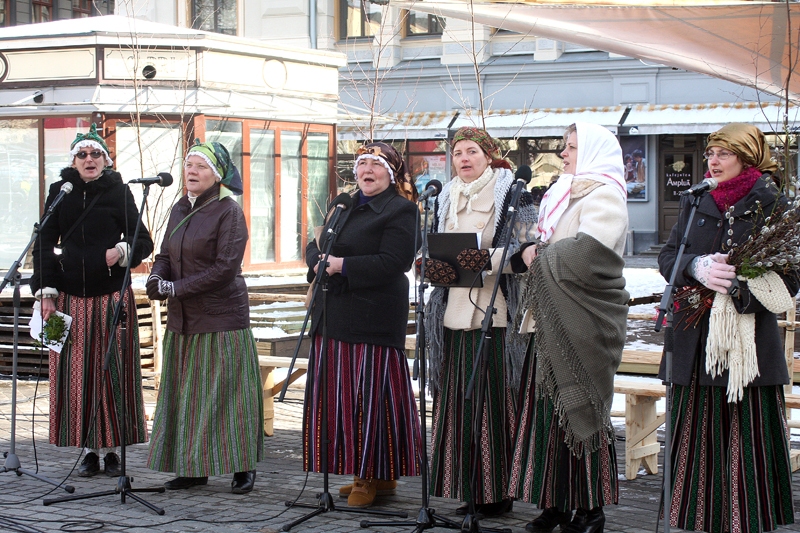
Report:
31,167,154,298
658,175,800,387
305,187,419,350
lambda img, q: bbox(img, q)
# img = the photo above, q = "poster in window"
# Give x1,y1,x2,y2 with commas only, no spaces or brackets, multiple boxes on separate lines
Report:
620,136,647,201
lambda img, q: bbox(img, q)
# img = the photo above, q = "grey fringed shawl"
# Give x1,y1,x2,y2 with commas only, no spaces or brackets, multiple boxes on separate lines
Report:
525,232,629,455
425,168,538,391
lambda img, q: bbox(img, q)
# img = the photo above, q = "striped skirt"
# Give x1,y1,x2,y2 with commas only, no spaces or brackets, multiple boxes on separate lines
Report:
147,329,264,477
668,375,794,533
509,344,618,510
303,335,422,480
49,288,146,449
429,327,515,504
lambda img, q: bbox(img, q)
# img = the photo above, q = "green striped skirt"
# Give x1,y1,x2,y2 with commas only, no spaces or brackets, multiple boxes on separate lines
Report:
147,329,264,477
49,288,147,449
429,327,514,504
509,342,618,510
668,374,794,533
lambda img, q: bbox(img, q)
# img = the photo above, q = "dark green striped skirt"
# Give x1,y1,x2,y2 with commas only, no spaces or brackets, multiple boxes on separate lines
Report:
668,375,794,533
429,327,514,505
147,329,264,477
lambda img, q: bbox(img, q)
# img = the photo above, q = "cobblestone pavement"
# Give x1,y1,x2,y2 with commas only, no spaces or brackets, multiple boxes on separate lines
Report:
2,378,800,533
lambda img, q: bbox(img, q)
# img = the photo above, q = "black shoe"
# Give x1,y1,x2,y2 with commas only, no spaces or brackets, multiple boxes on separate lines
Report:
78,452,100,477
164,476,208,490
103,453,121,477
563,507,604,533
455,499,513,517
231,470,256,494
526,507,574,532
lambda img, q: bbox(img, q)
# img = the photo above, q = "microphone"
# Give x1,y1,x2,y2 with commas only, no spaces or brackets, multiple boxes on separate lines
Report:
514,165,532,184
680,178,718,196
327,192,353,212
417,179,442,202
46,182,73,215
128,172,174,187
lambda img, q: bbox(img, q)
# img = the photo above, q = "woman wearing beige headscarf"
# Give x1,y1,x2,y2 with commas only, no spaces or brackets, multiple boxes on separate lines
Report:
658,123,798,532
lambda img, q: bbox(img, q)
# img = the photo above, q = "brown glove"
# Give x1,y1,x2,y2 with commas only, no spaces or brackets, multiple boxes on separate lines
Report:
415,257,459,286
457,248,490,272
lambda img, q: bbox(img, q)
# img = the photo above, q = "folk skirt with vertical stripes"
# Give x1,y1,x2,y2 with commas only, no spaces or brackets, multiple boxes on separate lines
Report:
302,335,422,480
668,372,794,533
509,344,618,510
147,329,264,477
429,327,515,504
49,288,147,449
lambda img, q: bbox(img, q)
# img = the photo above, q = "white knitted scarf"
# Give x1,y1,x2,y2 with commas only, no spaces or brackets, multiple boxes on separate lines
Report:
447,165,495,230
706,270,794,402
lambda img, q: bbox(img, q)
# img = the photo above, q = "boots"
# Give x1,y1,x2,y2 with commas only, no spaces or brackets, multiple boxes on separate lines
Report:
563,507,605,533
338,476,397,497
347,477,378,508
526,507,574,532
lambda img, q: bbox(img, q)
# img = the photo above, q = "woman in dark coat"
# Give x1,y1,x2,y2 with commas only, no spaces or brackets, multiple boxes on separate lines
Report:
30,123,153,477
659,123,798,533
303,141,423,508
146,141,263,494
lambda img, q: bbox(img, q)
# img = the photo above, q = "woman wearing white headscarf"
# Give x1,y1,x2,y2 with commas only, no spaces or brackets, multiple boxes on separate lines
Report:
508,123,629,533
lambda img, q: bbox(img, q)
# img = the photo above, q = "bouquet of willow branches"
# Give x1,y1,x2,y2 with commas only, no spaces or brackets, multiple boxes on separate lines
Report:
675,195,800,328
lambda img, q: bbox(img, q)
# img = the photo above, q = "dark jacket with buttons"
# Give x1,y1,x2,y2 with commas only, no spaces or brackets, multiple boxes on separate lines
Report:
658,175,800,387
31,167,153,297
151,184,250,335
305,187,418,350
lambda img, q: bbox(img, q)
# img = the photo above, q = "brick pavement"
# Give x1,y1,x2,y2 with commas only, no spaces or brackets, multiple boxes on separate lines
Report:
2,378,800,533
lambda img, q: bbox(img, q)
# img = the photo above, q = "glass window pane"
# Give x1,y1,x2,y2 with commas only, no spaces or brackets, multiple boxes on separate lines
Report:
280,132,302,261
217,0,237,35
307,133,330,240
206,119,243,204
365,2,381,36
408,12,444,35
193,0,215,32
115,121,184,253
0,119,40,267
250,129,276,263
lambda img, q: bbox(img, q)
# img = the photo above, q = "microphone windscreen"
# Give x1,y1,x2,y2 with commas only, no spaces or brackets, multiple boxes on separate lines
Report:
705,178,718,191
427,179,443,195
515,165,532,184
328,192,353,211
158,172,174,187
61,182,74,193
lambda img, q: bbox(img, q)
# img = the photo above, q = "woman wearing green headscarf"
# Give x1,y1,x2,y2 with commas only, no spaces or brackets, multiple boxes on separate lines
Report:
146,141,263,494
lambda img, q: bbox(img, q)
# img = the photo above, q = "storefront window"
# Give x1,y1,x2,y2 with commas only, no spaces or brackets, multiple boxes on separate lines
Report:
0,119,40,268
250,129,276,263
43,117,92,190
408,139,448,193
281,132,303,262
307,133,330,239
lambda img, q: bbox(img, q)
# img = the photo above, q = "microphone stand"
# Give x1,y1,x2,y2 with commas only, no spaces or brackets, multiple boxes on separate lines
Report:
360,197,461,532
654,192,703,533
457,178,529,533
280,199,407,532
44,182,165,514
1,198,75,493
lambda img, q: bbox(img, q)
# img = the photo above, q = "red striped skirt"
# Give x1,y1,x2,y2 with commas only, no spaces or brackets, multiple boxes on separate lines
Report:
302,335,422,480
668,373,794,533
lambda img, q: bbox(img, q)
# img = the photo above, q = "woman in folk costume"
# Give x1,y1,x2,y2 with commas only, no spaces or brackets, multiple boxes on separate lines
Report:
30,123,153,477
658,123,798,533
425,127,537,516
509,122,629,533
303,141,422,508
147,141,263,494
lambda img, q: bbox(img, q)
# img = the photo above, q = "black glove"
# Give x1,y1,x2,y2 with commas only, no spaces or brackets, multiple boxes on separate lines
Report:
415,257,459,286
146,275,167,301
456,248,490,272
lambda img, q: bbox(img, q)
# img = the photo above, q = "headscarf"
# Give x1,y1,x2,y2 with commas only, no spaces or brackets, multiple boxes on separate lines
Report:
451,126,511,170
70,123,113,168
536,122,627,242
186,140,243,197
706,122,777,173
354,141,417,201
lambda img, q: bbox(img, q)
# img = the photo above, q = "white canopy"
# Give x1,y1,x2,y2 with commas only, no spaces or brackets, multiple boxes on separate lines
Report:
394,0,800,103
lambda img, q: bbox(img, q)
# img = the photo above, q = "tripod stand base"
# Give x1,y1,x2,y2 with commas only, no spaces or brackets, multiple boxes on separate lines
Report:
3,452,75,492
360,506,462,531
281,490,408,532
43,475,165,515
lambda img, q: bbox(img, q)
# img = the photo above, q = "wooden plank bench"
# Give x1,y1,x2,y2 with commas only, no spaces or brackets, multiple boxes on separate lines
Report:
259,355,309,437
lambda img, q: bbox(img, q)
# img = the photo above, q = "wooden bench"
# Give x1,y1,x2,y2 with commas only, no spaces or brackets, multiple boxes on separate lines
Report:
259,355,309,437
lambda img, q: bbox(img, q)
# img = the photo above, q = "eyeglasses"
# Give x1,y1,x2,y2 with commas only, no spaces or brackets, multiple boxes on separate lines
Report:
75,151,104,160
703,149,736,161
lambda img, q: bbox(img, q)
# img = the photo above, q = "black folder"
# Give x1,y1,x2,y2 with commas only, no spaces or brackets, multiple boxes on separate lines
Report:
426,232,484,288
